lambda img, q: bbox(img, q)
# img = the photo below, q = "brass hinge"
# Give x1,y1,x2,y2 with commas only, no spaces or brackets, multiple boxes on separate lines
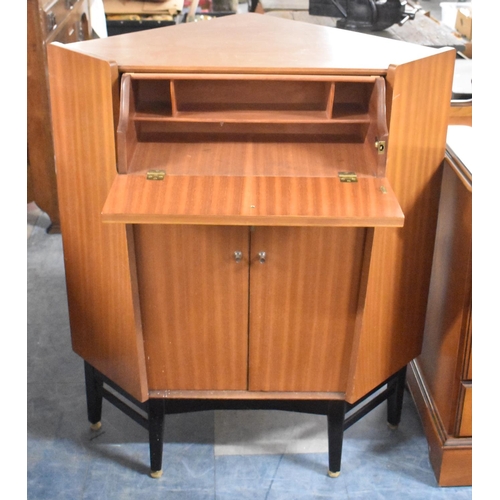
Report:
339,171,358,183
375,140,386,154
146,169,165,181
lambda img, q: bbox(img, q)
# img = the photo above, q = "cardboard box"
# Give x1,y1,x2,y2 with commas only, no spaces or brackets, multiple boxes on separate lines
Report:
439,2,471,30
462,41,472,59
455,7,472,40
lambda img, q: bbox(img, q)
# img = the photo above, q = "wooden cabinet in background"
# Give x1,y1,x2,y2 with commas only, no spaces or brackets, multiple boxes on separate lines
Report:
407,130,472,486
27,0,92,232
47,14,455,478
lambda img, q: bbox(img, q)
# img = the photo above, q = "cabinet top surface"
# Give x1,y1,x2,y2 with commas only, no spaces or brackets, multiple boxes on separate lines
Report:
65,13,446,74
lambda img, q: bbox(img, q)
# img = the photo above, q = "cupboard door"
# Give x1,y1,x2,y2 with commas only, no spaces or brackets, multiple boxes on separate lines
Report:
134,225,249,391
248,227,366,392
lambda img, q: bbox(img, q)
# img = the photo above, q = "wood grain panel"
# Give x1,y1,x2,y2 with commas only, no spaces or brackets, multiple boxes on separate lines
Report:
134,225,249,391
438,448,472,487
248,227,366,392
347,49,456,402
116,74,137,174
47,44,149,401
416,159,472,433
174,79,331,112
124,140,377,176
102,174,403,227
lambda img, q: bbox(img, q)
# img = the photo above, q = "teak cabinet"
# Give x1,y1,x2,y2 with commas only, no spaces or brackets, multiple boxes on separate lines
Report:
47,14,455,478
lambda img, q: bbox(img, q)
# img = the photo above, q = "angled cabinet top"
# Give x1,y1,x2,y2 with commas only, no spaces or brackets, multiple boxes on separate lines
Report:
65,13,447,75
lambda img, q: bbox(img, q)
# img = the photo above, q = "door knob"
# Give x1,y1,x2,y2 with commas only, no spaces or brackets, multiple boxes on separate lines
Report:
258,251,266,264
234,251,243,263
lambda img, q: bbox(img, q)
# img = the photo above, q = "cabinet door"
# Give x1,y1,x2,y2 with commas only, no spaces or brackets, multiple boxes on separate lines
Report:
248,227,367,392
134,225,249,391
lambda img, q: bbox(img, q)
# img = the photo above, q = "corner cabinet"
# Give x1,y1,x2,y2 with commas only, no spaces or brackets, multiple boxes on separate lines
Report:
47,14,455,478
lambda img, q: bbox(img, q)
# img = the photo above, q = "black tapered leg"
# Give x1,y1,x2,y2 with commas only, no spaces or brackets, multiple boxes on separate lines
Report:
327,401,346,478
148,399,165,478
84,361,104,431
387,365,407,429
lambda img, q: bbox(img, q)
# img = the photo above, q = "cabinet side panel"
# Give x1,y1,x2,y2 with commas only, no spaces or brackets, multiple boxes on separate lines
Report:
347,50,456,402
47,44,148,402
418,159,472,433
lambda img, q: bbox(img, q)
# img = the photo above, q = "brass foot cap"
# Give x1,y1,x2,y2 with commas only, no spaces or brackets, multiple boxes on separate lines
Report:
90,421,102,431
150,470,163,479
328,470,340,478
387,422,398,430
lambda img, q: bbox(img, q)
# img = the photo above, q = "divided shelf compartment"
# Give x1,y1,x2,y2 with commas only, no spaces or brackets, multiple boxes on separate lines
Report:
105,72,402,227
116,74,388,178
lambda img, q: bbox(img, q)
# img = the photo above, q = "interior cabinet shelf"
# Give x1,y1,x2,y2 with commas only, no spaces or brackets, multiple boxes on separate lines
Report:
133,109,371,123
127,76,379,125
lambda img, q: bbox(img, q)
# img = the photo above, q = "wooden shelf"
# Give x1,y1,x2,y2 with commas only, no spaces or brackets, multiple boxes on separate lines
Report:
133,109,371,124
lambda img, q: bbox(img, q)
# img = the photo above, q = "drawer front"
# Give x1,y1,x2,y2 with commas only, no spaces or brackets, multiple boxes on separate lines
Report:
457,383,472,437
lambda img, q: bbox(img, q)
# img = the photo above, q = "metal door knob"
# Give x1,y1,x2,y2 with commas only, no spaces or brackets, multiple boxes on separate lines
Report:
234,251,243,263
258,251,266,264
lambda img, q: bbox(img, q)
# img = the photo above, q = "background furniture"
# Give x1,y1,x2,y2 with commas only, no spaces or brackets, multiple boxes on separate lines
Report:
47,13,454,477
103,0,181,36
407,126,472,486
27,0,93,233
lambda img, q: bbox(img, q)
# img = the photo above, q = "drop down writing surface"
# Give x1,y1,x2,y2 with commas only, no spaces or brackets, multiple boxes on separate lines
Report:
101,174,404,227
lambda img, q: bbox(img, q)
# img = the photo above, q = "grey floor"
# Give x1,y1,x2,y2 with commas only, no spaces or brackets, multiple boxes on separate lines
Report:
28,201,473,499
